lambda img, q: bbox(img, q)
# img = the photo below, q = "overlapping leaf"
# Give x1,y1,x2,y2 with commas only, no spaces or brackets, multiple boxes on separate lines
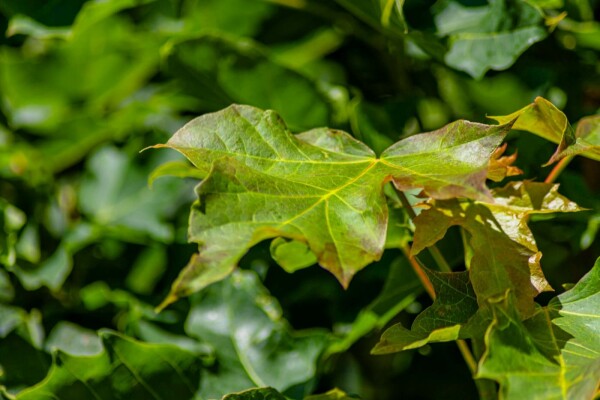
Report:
372,269,478,354
15,331,202,400
412,181,583,316
477,259,600,399
489,96,600,163
154,104,512,305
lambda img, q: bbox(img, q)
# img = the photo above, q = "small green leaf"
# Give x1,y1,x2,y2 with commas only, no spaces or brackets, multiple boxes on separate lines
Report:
477,259,600,399
269,238,317,273
155,104,511,304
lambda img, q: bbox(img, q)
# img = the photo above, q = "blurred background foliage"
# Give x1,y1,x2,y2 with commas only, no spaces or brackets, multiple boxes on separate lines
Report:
0,0,598,398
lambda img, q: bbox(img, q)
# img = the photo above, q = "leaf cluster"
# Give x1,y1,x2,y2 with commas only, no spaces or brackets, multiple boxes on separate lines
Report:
0,0,599,399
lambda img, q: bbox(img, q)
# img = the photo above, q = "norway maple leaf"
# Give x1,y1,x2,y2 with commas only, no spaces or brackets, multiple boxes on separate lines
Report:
153,105,512,307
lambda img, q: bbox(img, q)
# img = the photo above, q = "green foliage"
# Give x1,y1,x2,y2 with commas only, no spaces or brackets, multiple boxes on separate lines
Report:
1,0,599,399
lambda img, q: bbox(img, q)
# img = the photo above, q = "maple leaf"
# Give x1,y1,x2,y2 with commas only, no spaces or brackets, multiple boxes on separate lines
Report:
412,181,584,317
153,105,512,307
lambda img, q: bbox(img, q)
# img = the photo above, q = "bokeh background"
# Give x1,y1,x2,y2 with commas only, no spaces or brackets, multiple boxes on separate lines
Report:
1,0,599,398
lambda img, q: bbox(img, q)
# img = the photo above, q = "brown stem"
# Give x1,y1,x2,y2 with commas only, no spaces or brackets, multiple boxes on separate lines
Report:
400,245,436,299
396,188,487,394
544,156,573,184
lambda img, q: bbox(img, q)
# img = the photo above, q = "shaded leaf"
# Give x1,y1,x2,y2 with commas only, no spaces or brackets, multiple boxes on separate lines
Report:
221,387,287,400
0,305,50,391
155,104,511,304
164,35,330,131
16,331,202,400
0,199,25,267
412,181,582,316
334,0,407,34
185,270,329,398
372,269,478,354
327,257,422,356
80,146,189,243
305,388,361,399
477,259,600,399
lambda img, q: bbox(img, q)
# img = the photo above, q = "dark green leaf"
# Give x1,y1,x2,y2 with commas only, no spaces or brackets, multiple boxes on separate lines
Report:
221,387,287,400
185,270,329,398
16,331,202,400
164,35,330,131
372,269,477,354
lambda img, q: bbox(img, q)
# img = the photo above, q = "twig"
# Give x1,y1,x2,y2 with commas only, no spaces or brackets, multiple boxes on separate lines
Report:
395,188,484,390
400,245,436,299
544,156,573,184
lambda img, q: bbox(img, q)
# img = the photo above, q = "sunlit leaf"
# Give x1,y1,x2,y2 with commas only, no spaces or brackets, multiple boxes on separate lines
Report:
487,143,523,182
155,104,511,304
489,96,600,163
477,259,600,399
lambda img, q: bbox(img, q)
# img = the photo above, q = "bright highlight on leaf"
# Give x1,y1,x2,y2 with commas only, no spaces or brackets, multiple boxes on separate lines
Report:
154,104,513,307
489,96,600,164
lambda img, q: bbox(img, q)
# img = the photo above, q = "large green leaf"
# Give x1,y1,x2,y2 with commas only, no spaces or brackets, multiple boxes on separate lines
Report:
412,181,583,316
154,104,512,305
372,269,478,354
15,331,202,400
185,270,329,398
477,259,600,399
489,96,600,163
